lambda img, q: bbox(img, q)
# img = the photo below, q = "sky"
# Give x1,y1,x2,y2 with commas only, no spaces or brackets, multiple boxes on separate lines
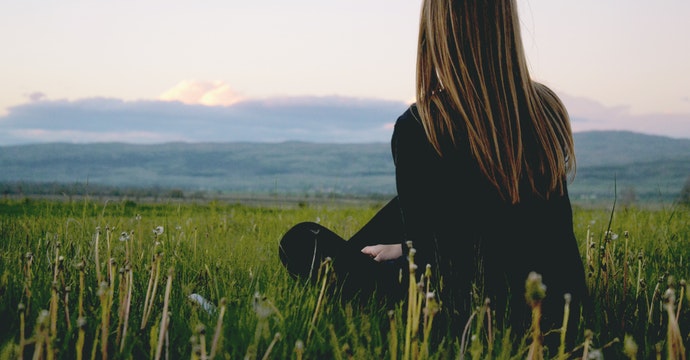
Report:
1,0,689,144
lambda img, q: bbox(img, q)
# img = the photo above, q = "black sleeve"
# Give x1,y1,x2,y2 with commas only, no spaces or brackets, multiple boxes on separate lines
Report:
391,108,440,270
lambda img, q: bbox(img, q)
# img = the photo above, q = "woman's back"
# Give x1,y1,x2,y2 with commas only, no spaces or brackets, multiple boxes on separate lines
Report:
392,103,587,346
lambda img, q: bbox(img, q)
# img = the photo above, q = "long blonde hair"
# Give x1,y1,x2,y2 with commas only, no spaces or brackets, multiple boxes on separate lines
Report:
415,0,575,203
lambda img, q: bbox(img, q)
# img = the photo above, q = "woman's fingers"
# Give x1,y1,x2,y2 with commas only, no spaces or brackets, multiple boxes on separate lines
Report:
361,244,402,262
361,245,381,258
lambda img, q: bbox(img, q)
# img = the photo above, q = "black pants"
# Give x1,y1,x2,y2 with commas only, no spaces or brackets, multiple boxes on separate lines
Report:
279,197,407,303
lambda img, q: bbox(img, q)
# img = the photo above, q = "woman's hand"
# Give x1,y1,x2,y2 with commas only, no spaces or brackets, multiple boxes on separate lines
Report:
361,244,403,262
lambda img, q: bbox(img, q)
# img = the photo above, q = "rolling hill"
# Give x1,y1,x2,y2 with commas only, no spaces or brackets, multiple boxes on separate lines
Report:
1,131,688,204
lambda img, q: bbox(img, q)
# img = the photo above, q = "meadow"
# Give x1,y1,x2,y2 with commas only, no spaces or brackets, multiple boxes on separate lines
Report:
0,197,688,359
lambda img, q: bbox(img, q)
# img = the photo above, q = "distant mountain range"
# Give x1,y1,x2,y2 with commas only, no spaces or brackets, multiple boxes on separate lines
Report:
1,130,689,204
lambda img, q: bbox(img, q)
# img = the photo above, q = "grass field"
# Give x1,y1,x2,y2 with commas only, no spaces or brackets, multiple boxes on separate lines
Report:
0,197,688,359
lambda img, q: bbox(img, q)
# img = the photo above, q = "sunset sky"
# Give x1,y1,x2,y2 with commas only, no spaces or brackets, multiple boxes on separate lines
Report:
1,0,689,143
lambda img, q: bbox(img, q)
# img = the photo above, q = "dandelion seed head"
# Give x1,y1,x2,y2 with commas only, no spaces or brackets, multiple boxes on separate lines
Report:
564,293,572,304
153,226,164,236
119,231,130,242
135,214,142,221
37,310,49,325
295,340,305,352
253,292,274,319
663,288,676,308
587,349,603,360
525,271,546,306
17,303,25,311
605,230,618,240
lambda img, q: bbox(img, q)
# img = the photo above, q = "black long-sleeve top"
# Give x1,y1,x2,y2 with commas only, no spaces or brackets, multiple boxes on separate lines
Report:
391,104,588,336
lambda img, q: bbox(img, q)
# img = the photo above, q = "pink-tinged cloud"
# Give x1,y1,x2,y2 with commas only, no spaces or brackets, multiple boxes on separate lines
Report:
159,80,243,106
560,94,690,139
26,92,47,102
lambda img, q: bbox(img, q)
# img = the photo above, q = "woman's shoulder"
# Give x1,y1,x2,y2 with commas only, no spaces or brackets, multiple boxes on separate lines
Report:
393,104,424,136
390,104,445,165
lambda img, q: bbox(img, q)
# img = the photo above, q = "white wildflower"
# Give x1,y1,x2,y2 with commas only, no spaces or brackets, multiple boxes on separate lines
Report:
253,292,274,319
188,293,217,315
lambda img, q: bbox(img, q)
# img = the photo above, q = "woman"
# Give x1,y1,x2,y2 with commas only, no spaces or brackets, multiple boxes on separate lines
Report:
279,0,587,348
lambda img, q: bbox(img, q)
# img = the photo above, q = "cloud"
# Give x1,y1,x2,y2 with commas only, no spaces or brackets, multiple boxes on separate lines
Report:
1,92,689,145
26,92,47,102
559,94,690,139
7,129,179,143
0,95,408,145
159,80,243,106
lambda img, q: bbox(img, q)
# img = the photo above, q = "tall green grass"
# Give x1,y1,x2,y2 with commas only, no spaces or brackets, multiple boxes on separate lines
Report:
0,197,688,359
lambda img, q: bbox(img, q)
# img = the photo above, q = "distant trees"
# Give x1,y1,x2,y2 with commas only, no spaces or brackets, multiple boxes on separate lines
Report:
169,189,185,199
0,181,179,200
